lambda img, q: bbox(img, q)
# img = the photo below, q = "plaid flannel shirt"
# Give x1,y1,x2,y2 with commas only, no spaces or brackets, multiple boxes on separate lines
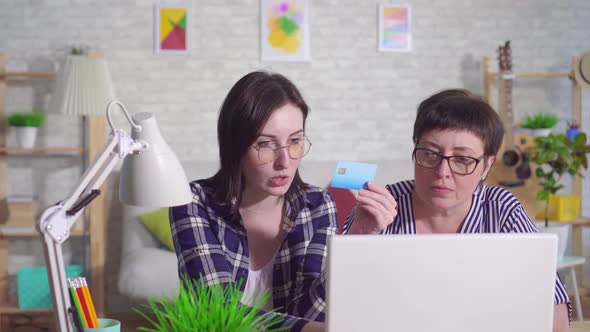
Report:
170,178,338,331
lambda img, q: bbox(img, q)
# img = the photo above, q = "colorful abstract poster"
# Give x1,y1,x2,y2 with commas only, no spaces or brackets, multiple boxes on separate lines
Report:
378,4,411,52
154,4,191,54
261,0,310,62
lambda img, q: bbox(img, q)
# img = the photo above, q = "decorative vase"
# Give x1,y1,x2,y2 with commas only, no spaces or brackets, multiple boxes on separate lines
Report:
14,126,38,148
566,128,580,141
534,221,570,259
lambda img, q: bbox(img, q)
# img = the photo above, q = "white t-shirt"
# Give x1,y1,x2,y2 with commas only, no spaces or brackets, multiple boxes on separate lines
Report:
241,257,275,311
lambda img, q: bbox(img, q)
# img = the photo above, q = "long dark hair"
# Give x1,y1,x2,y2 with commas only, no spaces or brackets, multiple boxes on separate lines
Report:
210,71,309,214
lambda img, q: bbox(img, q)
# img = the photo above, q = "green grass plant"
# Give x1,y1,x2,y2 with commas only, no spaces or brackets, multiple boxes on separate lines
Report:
134,277,288,332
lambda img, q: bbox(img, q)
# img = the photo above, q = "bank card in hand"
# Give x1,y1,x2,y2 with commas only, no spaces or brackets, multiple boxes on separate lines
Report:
330,161,377,190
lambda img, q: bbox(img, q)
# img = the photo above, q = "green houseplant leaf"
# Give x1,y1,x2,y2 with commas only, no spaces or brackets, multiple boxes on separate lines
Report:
521,113,559,129
532,133,590,227
8,112,45,127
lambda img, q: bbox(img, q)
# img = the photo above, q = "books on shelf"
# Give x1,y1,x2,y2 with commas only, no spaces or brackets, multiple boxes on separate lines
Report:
0,196,84,235
7,196,36,225
1,196,36,232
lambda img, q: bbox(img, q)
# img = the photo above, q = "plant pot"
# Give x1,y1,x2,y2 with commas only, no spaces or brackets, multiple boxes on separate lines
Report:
14,126,38,148
518,128,533,136
535,194,581,222
534,221,570,259
530,128,552,137
566,128,580,141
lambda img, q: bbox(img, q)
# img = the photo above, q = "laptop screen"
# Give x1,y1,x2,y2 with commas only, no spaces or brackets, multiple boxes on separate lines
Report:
325,234,557,332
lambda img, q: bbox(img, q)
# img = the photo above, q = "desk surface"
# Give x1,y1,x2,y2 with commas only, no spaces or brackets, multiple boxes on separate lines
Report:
570,321,590,331
558,256,586,269
567,217,590,226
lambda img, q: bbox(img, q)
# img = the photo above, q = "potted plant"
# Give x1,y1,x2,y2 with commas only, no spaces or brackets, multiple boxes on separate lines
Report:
7,112,45,148
531,133,590,257
566,121,580,142
135,277,288,332
520,113,559,137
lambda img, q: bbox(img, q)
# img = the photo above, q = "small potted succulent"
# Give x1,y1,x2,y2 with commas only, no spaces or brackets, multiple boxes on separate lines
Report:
135,277,288,332
520,113,559,137
7,112,45,148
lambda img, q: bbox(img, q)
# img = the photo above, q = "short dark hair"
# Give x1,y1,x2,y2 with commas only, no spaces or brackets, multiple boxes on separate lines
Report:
412,89,504,156
210,71,309,213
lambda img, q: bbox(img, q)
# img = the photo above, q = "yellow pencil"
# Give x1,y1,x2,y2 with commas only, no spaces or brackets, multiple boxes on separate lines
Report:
68,278,88,329
80,277,99,328
71,278,89,328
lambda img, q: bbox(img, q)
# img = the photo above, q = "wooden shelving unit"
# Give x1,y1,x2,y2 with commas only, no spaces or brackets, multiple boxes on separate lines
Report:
483,55,584,210
0,147,84,154
0,304,52,314
483,54,588,291
0,304,55,331
0,51,107,328
0,227,85,238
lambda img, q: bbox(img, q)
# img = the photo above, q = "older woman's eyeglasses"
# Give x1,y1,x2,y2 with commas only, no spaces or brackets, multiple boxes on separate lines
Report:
412,148,485,175
251,136,311,163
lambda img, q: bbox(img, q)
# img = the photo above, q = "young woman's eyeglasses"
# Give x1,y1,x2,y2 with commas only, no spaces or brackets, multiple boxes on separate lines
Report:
251,136,311,163
412,148,485,175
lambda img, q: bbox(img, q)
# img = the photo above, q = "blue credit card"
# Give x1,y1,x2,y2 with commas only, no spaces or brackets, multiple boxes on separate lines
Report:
330,161,377,190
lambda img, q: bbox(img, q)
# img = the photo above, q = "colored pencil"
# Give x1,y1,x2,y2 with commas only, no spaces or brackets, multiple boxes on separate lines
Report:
81,277,99,328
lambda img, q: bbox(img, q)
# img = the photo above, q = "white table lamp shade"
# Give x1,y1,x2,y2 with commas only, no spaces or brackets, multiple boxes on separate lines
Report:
119,112,192,207
49,55,115,115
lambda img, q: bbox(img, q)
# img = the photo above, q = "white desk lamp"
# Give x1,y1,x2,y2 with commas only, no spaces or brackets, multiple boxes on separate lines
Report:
39,100,192,331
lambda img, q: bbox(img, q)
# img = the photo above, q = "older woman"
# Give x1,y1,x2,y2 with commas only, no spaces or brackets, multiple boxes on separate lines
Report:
343,89,571,332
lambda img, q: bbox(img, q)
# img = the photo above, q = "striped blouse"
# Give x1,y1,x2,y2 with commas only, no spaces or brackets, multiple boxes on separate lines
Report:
343,180,572,319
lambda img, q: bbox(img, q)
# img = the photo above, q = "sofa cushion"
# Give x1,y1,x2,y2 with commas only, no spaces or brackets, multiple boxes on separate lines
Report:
139,208,174,251
118,247,179,299
326,187,356,233
119,205,179,300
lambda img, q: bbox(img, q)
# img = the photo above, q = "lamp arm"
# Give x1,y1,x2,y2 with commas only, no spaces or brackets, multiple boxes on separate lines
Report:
39,128,145,332
61,133,120,217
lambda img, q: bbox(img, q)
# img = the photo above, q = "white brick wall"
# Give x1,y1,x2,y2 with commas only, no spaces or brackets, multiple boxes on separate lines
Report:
2,0,588,163
1,0,590,311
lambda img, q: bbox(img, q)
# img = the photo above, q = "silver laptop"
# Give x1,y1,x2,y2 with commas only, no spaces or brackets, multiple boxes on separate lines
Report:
326,234,557,332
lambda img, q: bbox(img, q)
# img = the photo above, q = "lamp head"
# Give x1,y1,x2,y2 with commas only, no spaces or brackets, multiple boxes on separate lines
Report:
119,112,192,207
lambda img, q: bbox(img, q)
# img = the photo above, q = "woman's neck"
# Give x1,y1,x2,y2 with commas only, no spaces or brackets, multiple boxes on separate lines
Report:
411,190,472,233
239,188,286,271
240,187,284,214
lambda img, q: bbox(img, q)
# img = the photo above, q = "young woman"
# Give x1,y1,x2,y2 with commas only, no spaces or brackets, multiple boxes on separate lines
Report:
170,71,336,332
344,89,571,332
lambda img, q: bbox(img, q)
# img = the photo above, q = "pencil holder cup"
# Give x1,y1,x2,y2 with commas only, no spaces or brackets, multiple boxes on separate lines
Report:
84,318,121,332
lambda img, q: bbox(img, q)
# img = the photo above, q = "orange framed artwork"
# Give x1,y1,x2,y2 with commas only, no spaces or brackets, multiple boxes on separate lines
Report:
154,4,191,54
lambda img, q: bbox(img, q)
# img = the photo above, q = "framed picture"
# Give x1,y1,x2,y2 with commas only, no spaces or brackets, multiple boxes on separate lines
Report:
378,4,411,52
260,0,310,62
154,4,191,54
